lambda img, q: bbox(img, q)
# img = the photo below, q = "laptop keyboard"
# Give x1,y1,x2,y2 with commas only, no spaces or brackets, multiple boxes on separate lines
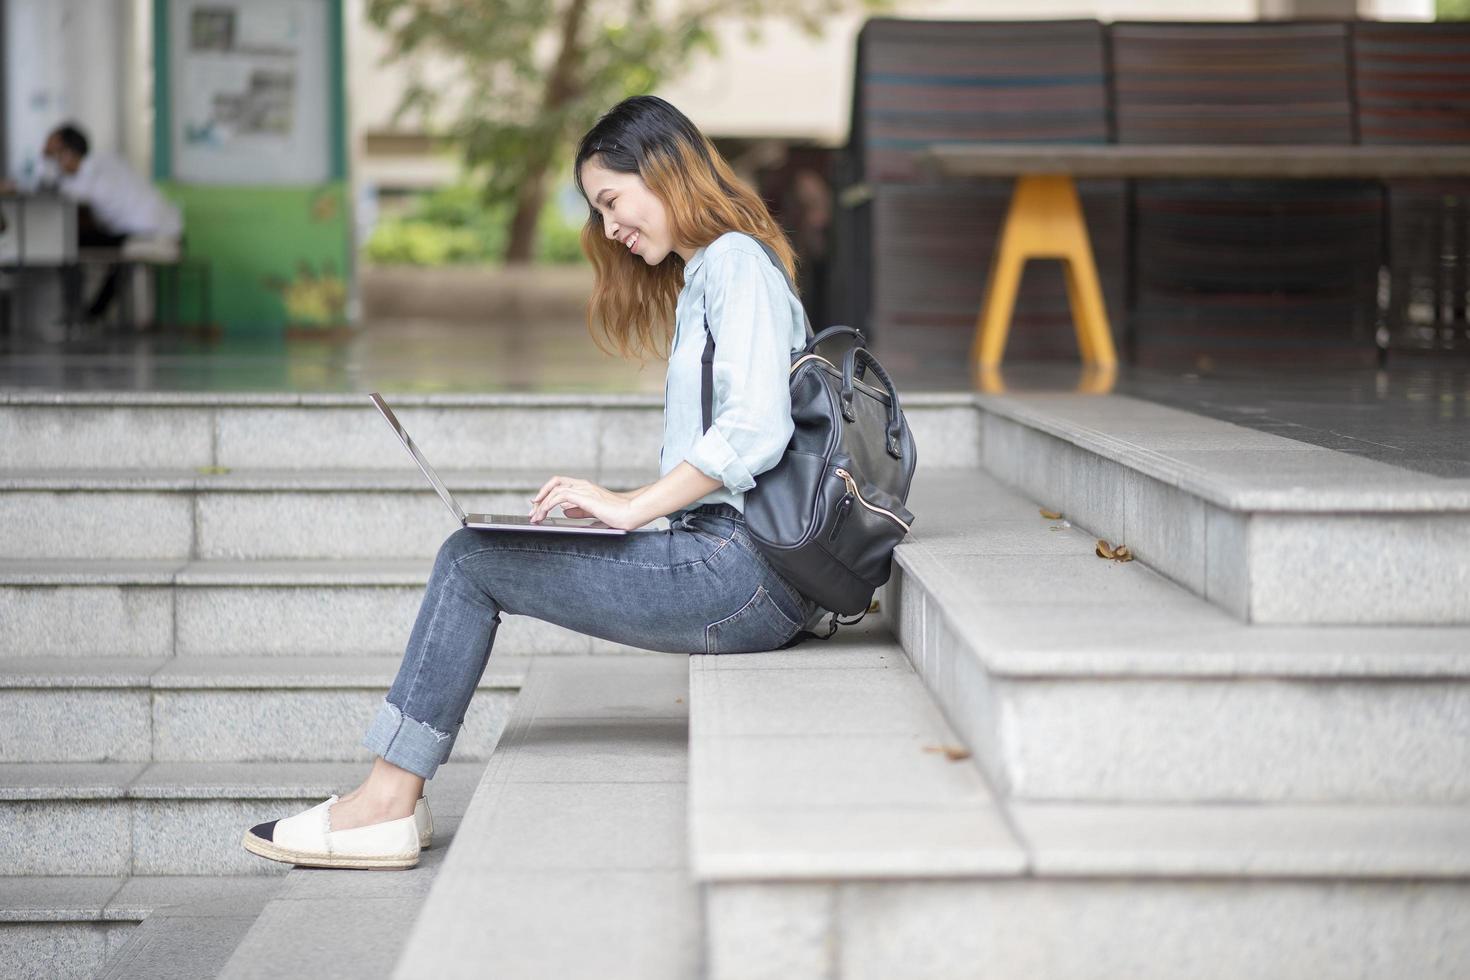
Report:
474,514,581,526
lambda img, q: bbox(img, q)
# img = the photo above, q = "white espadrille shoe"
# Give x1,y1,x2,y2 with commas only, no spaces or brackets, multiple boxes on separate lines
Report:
415,795,433,849
243,795,420,870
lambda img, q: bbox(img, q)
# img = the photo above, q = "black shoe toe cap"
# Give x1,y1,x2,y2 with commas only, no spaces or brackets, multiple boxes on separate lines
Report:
249,819,279,842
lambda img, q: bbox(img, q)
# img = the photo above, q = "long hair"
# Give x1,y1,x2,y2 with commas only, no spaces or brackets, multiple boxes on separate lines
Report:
572,96,798,365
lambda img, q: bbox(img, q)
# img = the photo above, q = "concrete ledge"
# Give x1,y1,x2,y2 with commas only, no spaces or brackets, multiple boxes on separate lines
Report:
0,465,654,491
0,395,977,471
0,560,665,657
893,468,1470,804
392,655,699,980
0,390,975,408
976,394,1470,624
688,616,1026,882
1012,802,1470,878
688,576,1470,977
705,878,1470,980
0,655,528,764
978,392,1470,512
3,890,274,980
0,472,660,560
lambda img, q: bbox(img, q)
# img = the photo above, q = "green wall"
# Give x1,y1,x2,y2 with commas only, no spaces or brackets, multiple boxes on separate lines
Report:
154,0,351,336
163,183,350,332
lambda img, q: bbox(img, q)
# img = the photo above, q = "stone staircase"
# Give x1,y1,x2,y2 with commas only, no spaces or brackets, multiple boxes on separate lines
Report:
681,396,1470,978
3,388,1467,977
685,466,1469,978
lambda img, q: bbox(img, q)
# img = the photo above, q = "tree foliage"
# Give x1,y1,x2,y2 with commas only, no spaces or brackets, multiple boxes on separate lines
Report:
365,0,889,262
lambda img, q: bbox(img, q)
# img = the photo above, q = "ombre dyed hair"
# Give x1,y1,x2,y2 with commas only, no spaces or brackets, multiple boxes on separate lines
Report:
573,95,798,365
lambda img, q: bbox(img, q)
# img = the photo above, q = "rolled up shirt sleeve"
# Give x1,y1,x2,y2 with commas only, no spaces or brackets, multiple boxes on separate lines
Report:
683,243,796,494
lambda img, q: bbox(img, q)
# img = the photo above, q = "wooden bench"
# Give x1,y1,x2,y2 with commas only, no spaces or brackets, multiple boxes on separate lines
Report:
76,235,213,334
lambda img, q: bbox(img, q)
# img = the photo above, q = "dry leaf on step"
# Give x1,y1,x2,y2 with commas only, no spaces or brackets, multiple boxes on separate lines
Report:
1040,508,1063,520
1096,540,1135,562
922,743,973,762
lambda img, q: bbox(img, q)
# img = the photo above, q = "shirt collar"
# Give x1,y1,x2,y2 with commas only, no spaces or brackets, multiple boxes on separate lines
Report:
683,242,710,280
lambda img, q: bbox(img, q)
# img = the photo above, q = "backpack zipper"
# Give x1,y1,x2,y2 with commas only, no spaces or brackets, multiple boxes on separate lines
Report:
828,493,853,542
834,467,911,532
790,353,890,401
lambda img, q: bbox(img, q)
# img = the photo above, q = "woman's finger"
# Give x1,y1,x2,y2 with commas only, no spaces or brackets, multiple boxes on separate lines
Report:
532,487,577,522
532,475,592,506
531,475,567,504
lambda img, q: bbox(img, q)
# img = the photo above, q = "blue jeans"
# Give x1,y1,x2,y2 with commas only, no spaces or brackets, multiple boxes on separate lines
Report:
361,503,819,779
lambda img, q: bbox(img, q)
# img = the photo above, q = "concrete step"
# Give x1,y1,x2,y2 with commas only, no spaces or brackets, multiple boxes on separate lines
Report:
977,391,1470,624
686,609,1470,979
0,467,657,560
386,655,699,980
0,655,526,763
0,761,484,877
0,559,660,657
0,875,283,980
0,390,977,471
894,468,1470,805
0,392,662,471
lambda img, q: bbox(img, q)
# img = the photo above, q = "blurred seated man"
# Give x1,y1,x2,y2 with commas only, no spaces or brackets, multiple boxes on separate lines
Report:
2,122,183,323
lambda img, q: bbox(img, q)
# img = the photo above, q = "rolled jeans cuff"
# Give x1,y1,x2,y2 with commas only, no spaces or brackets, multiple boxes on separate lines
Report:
361,697,457,780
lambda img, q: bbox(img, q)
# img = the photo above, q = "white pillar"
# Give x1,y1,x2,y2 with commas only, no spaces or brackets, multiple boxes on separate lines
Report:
4,0,127,177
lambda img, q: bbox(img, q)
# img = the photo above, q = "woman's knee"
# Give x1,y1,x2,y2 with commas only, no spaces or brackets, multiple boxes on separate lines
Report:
434,526,485,570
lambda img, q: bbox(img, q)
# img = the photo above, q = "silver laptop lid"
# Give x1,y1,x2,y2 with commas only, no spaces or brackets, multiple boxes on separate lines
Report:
369,393,466,524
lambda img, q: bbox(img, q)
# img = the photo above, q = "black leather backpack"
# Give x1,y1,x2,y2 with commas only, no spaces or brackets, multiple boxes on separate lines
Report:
699,239,918,640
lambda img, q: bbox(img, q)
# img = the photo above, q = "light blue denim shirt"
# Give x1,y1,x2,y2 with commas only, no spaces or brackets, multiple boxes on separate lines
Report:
660,231,809,523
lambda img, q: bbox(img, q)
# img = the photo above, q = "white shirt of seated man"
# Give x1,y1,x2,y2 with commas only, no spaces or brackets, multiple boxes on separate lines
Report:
42,151,183,240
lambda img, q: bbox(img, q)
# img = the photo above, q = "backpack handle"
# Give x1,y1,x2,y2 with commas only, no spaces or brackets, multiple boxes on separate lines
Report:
804,324,866,355
840,345,906,459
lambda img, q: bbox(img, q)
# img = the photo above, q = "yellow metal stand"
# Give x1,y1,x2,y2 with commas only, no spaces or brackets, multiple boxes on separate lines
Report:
972,174,1118,371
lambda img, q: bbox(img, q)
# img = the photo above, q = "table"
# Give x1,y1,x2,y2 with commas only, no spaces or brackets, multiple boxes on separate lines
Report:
917,145,1470,371
0,192,79,334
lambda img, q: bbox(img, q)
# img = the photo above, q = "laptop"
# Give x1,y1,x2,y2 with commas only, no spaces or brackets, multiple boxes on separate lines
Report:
369,392,629,535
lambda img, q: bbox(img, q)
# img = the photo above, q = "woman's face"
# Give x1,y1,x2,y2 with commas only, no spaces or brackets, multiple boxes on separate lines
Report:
580,157,692,265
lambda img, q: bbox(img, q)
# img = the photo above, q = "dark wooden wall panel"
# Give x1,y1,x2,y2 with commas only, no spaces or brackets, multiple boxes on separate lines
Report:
1112,21,1379,367
1354,21,1470,352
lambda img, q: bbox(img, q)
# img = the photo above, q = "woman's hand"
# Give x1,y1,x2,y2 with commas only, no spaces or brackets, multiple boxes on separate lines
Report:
528,476,640,530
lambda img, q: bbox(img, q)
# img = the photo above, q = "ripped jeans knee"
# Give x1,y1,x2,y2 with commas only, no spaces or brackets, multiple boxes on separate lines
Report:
361,697,457,780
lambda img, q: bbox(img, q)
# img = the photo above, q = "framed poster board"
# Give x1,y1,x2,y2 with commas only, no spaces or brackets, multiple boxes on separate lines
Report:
163,0,337,185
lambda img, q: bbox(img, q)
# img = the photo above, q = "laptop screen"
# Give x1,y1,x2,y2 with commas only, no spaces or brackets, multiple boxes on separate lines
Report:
368,393,466,524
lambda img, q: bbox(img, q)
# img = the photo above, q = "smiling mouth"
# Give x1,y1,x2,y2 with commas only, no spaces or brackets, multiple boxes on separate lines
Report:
625,232,639,252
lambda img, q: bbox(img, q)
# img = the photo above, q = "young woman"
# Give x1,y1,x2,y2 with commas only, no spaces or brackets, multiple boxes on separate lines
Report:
242,95,825,870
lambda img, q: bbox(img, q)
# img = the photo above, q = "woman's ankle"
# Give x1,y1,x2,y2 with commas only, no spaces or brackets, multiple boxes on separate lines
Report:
366,757,427,803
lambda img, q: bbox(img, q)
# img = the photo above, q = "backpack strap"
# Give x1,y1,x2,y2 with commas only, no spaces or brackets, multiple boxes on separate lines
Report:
701,316,714,433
